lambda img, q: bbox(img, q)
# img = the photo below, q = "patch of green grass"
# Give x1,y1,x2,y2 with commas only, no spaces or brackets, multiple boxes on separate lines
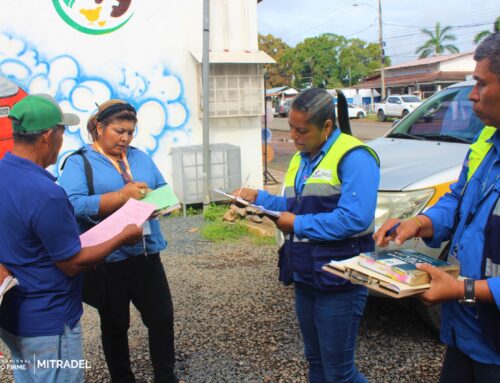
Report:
201,221,276,245
201,221,249,242
186,204,203,216
250,235,277,246
203,203,228,221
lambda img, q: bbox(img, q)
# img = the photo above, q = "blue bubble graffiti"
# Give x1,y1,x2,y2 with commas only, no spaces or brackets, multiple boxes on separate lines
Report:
0,32,190,175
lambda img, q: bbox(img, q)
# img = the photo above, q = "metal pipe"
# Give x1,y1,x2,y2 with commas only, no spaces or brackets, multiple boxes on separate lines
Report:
378,0,386,99
202,0,211,210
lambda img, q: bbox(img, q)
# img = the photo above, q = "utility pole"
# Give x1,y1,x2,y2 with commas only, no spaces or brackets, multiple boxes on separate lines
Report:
353,1,386,98
202,0,210,210
378,0,386,99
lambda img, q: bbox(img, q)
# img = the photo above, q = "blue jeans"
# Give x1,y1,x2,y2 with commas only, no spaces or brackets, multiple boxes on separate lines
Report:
295,283,368,383
0,322,84,383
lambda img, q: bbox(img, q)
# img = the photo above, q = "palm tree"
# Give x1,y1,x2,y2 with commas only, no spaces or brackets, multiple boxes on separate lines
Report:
474,16,500,44
415,22,459,58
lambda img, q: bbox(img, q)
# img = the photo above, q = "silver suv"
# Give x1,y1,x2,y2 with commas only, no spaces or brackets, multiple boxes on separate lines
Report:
368,80,484,328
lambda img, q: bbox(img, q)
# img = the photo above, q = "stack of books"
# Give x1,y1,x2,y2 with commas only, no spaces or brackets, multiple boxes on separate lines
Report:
323,249,460,298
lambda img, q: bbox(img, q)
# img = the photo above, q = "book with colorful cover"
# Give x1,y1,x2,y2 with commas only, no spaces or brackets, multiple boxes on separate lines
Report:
358,249,460,286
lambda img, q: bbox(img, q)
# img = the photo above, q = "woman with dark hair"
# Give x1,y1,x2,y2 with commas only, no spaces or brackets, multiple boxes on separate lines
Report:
237,88,380,383
59,100,180,383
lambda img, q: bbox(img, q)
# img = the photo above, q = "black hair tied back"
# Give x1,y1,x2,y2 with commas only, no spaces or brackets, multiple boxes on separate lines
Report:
96,103,136,122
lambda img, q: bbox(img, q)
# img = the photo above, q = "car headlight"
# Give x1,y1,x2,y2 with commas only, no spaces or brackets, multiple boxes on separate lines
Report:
375,188,435,227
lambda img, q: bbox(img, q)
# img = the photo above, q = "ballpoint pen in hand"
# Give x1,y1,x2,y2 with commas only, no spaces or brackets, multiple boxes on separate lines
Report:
386,222,401,236
236,174,250,198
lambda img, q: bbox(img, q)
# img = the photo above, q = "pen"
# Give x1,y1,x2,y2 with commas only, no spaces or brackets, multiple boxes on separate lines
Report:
236,174,250,198
386,222,401,236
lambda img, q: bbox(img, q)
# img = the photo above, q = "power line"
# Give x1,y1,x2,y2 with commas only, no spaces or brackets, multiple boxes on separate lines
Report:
386,29,490,51
347,24,376,38
274,0,353,43
383,21,493,30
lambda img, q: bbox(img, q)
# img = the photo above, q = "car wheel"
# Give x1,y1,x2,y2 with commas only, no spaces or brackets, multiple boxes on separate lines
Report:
357,112,364,119
402,109,409,117
377,110,386,122
414,243,450,332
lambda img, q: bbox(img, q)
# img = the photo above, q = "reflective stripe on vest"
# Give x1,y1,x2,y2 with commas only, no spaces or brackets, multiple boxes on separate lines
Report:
283,133,380,200
467,126,496,182
284,221,375,242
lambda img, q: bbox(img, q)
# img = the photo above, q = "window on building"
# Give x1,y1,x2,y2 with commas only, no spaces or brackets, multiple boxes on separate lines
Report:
208,64,263,118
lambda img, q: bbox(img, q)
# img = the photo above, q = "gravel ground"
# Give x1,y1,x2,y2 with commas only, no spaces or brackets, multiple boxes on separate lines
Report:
0,215,446,382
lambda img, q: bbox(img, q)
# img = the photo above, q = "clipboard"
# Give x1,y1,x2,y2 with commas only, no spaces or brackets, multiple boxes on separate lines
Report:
213,188,281,218
322,257,430,299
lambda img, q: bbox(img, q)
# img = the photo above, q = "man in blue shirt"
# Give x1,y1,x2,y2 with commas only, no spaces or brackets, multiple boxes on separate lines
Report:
374,32,500,382
0,94,142,382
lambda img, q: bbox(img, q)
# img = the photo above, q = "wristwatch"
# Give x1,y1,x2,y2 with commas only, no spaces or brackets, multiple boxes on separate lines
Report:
459,278,477,306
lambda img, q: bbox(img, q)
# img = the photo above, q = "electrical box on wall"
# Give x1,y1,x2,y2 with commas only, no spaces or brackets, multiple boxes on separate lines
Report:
172,144,241,207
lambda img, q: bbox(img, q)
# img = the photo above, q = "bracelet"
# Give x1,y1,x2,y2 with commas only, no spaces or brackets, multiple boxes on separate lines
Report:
118,189,125,205
409,216,423,228
408,216,423,236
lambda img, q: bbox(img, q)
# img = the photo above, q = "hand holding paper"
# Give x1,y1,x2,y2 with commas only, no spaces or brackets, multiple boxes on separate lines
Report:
213,188,281,218
80,199,156,248
120,224,144,246
233,188,258,203
275,211,295,232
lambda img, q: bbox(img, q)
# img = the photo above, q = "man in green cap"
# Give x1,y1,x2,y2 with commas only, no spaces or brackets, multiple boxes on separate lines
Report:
0,94,143,382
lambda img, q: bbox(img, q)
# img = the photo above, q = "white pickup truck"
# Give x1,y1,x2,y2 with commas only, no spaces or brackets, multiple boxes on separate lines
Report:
375,94,422,121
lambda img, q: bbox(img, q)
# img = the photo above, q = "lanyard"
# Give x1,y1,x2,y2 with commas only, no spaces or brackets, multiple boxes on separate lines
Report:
92,142,133,182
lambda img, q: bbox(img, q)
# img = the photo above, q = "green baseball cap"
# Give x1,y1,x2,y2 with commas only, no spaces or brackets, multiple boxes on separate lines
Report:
9,94,80,134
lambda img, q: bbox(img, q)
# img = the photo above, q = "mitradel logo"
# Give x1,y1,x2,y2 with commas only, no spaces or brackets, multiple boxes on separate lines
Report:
52,0,135,35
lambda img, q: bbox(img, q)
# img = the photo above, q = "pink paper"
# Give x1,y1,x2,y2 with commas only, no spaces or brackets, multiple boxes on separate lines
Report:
80,199,156,248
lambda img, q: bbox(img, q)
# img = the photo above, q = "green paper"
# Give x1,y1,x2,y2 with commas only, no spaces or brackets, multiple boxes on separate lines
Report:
142,185,179,210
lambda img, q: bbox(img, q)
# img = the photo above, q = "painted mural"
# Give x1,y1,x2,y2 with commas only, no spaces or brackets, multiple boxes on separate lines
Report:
0,32,190,176
53,0,136,35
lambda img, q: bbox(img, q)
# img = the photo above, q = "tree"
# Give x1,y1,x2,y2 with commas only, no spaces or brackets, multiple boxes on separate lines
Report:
338,39,388,86
285,33,348,89
283,34,385,89
415,22,459,58
258,34,293,88
474,16,500,44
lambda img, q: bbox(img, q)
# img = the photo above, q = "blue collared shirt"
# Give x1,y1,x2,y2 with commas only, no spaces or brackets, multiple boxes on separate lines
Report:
255,128,380,241
0,153,83,336
59,145,167,262
424,129,500,364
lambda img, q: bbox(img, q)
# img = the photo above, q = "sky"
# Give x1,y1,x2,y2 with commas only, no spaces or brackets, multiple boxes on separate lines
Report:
257,0,500,65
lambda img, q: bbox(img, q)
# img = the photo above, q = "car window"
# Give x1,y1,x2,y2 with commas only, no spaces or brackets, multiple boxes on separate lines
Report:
388,97,398,103
402,96,421,103
390,86,484,143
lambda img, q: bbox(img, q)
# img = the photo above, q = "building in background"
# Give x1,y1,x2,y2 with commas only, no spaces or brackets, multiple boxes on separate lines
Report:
355,52,474,100
0,0,273,202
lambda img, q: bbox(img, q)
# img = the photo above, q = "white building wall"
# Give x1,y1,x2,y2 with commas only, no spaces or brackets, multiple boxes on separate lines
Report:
0,0,265,194
211,0,258,51
438,54,475,72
